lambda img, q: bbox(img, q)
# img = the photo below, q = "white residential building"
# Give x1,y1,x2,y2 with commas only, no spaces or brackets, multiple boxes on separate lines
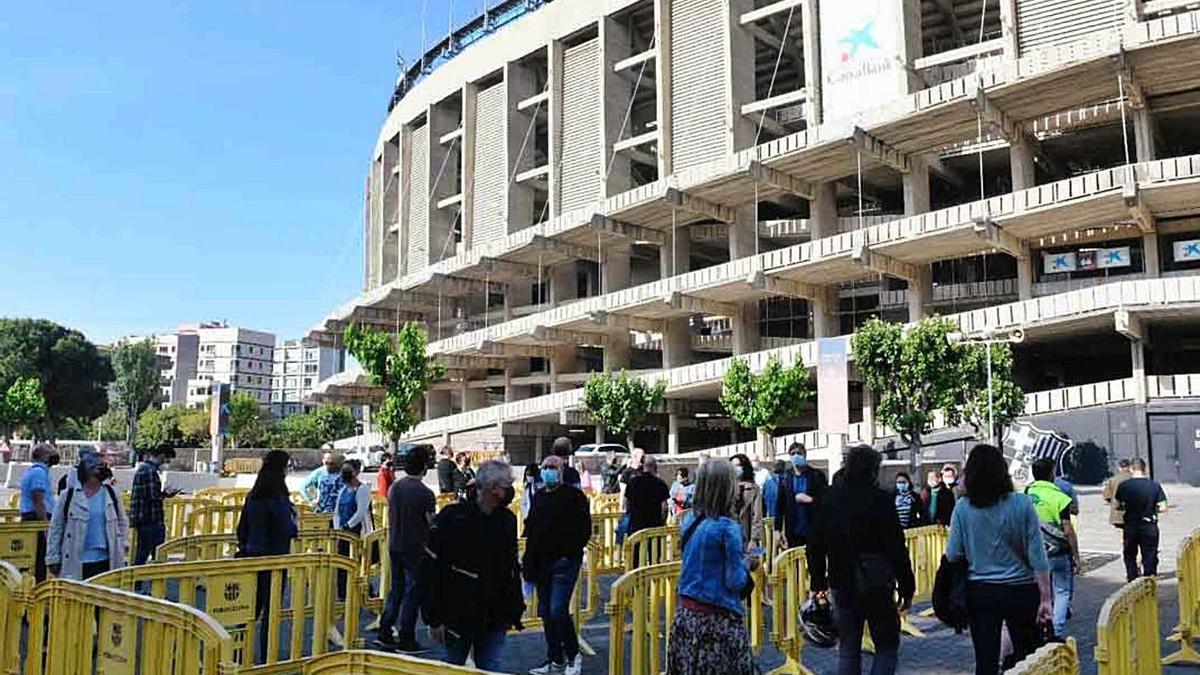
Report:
184,322,276,407
270,339,345,418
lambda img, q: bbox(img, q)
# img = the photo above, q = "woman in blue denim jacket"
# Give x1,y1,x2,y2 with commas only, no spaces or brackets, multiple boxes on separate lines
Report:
667,458,760,675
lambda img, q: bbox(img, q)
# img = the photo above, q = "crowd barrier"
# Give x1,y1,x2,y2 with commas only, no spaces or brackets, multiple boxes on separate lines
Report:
1095,576,1161,675
0,509,22,524
516,540,599,656
606,561,681,675
225,458,263,474
435,493,456,512
156,529,364,564
291,649,499,674
1011,638,1081,674
1165,526,1200,665
92,552,362,672
901,524,948,636
0,560,28,673
0,520,48,575
166,496,221,539
23,577,239,674
195,487,251,505
187,503,244,537
622,525,681,573
4,492,19,509
591,493,621,514
769,546,814,675
361,528,389,617
592,512,624,575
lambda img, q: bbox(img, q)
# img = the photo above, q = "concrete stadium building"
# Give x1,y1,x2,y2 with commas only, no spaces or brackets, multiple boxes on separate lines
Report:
310,0,1200,483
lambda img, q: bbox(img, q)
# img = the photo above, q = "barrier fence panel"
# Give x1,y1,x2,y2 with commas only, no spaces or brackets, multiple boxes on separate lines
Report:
166,497,221,540
295,649,499,674
592,512,625,575
195,487,252,506
91,552,362,673
902,524,948,637
762,517,776,575
1165,527,1200,666
157,530,364,566
23,577,238,675
623,526,681,572
187,504,245,537
4,492,18,509
0,521,48,575
607,561,681,675
1010,637,1081,675
435,493,457,512
225,458,263,474
591,493,622,515
0,510,23,524
371,496,388,530
1094,576,1161,675
360,528,389,617
0,560,29,674
300,513,334,532
769,546,814,675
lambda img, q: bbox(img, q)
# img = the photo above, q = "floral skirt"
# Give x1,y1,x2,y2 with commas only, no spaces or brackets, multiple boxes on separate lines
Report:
667,604,755,675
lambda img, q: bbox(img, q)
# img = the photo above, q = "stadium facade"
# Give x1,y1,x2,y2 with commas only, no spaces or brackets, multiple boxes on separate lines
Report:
310,0,1200,483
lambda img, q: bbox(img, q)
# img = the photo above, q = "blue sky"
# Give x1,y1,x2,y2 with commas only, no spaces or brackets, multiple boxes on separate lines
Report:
0,1,485,345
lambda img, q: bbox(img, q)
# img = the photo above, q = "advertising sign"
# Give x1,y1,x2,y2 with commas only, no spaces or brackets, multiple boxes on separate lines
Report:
820,0,907,121
1174,239,1200,263
206,573,257,626
209,382,231,440
817,337,850,434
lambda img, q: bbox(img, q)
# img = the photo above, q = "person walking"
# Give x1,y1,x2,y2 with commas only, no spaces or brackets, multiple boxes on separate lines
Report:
522,463,542,520
454,452,476,500
377,445,436,654
19,443,55,581
523,456,591,675
893,471,928,529
551,437,582,489
1114,458,1168,581
625,455,669,536
376,454,396,499
46,449,129,580
129,447,180,565
945,445,1052,675
423,460,525,671
315,456,346,515
1102,458,1132,529
807,445,915,675
620,447,645,487
669,467,695,516
666,458,759,675
1025,458,1079,641
600,452,624,495
236,450,300,664
730,453,764,552
928,464,959,526
302,452,337,505
775,442,828,548
436,446,458,495
762,459,788,521
333,460,374,599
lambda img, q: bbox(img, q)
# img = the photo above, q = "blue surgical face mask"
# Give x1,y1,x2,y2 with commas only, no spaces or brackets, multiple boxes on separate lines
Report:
896,482,910,493
541,468,561,487
791,455,807,469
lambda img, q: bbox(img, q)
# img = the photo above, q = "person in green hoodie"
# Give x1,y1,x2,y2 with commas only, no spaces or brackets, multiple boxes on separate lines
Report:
1025,458,1079,641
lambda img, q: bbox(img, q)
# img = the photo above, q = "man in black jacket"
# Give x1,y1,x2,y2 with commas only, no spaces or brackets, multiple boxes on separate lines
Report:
775,442,829,547
423,459,524,671
435,445,457,495
523,456,591,675
807,445,915,675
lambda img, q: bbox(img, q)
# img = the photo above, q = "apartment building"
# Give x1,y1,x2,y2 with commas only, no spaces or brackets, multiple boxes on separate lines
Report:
115,330,200,407
269,339,346,418
185,322,276,407
308,0,1200,483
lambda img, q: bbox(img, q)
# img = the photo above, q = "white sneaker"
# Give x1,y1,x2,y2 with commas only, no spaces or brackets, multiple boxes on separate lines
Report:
529,662,565,675
564,654,583,675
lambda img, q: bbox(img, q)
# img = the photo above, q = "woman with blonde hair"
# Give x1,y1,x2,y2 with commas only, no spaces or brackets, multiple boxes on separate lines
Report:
667,458,759,675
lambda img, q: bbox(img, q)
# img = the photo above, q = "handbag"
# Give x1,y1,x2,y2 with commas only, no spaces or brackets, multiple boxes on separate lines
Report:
932,554,970,633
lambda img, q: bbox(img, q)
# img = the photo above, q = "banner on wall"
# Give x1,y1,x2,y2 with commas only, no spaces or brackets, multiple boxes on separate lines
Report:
817,337,850,434
820,0,907,121
1043,247,1130,274
1174,239,1200,262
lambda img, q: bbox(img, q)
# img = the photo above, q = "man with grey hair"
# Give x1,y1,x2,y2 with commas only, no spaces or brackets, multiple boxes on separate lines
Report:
20,443,56,581
626,454,669,536
423,459,524,671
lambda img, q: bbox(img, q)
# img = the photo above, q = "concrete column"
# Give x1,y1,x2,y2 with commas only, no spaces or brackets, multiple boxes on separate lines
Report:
667,413,681,455
604,243,633,371
1010,136,1037,191
425,390,452,420
811,287,840,339
461,83,478,249
548,40,565,217
726,0,757,152
595,425,605,445
728,205,762,354
903,160,931,216
907,268,932,321
810,182,838,239
653,0,673,178
1144,233,1161,278
1018,257,1035,300
660,226,691,279
549,345,576,394
504,281,533,321
861,384,876,445
733,305,761,355
1133,109,1157,163
998,0,1020,60
728,206,758,260
801,0,823,126
428,102,461,264
601,15,634,197
550,263,576,307
504,360,531,403
462,381,488,412
662,318,693,368
505,60,540,232
1131,338,1148,404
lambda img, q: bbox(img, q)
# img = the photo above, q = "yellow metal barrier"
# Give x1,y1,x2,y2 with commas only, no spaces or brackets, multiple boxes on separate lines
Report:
0,560,30,674
591,493,622,515
623,525,681,572
435,493,457,512
360,528,389,617
4,492,18,509
769,546,814,675
0,509,22,524
24,577,238,675
606,561,681,675
300,512,334,532
0,521,48,575
1095,576,1161,675
224,458,263,474
371,495,388,530
166,496,221,539
291,649,498,674
93,552,362,673
187,503,245,537
900,524,948,637
1165,527,1200,665
592,512,625,575
1010,637,1081,674
157,528,364,564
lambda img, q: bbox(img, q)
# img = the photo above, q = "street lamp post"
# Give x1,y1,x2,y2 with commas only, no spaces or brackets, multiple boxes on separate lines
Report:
948,329,1025,445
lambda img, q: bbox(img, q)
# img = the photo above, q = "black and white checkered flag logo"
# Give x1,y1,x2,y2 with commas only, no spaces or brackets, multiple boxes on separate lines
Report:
1003,420,1073,484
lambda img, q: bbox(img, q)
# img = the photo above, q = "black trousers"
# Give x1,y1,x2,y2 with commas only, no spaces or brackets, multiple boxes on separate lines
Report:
19,512,47,582
1122,522,1160,581
965,581,1043,675
834,587,900,675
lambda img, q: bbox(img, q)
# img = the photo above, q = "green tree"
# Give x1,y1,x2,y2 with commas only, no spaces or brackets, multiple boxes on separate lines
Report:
92,406,130,442
312,406,357,444
111,338,160,445
720,355,815,454
956,341,1026,442
228,391,267,448
178,406,211,447
345,322,444,446
583,370,667,446
0,318,113,437
266,413,320,449
0,376,48,438
137,406,183,451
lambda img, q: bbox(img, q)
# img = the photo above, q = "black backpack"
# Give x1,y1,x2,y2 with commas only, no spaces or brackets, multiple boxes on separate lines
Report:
932,555,970,633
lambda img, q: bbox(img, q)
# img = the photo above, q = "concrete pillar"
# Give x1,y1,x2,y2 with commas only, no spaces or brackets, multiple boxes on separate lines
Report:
462,381,488,411
801,0,823,126
903,160,931,216
810,182,838,239
907,268,932,321
550,263,576,307
812,287,840,339
601,15,634,196
1010,136,1037,191
998,0,1020,61
504,281,533,321
425,390,452,420
653,0,673,178
1018,257,1035,300
728,205,762,354
1144,233,1161,278
505,60,541,232
1133,109,1157,163
548,40,565,217
728,205,758,260
595,425,605,445
726,0,757,152
663,318,692,368
603,243,633,371
660,226,691,279
1131,338,1148,404
549,345,576,394
667,413,681,455
428,102,461,264
733,305,762,355
504,360,531,403
861,384,876,445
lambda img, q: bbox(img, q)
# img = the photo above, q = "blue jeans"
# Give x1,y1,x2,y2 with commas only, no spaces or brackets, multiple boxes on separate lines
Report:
1048,554,1073,638
135,522,166,566
380,553,422,643
536,555,582,664
834,587,900,675
443,625,506,671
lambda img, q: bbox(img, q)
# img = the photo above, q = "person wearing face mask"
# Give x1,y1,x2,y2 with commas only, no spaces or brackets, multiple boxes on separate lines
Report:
46,449,128,580
523,456,591,675
774,442,828,548
19,443,56,581
129,447,180,565
930,464,959,526
333,460,375,600
423,459,525,671
892,472,927,529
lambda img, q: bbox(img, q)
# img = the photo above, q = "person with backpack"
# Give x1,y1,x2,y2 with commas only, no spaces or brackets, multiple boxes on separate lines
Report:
945,445,1052,675
807,445,914,675
46,449,128,580
1025,458,1079,641
667,458,759,675
730,454,764,552
19,443,56,581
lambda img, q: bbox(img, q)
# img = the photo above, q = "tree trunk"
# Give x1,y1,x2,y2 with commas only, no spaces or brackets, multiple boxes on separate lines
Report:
910,431,923,475
757,428,773,461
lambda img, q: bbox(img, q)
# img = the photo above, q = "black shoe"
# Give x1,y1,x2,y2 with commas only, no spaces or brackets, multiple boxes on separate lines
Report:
395,639,427,654
373,633,397,651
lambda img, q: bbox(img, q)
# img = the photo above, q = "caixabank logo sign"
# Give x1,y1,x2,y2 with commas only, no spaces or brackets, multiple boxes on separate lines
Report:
821,0,904,116
839,20,879,62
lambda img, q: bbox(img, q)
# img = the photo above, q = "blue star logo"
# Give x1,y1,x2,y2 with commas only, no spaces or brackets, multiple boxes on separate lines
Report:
1185,243,1200,258
1107,250,1125,264
1053,255,1070,269
840,21,879,59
